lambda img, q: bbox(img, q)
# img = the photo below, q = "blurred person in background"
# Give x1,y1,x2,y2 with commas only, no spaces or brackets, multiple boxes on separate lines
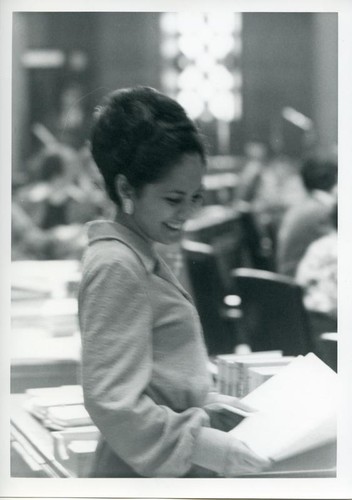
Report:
13,144,108,260
295,202,337,341
276,155,337,277
12,201,52,260
78,86,270,478
15,145,99,229
237,143,306,265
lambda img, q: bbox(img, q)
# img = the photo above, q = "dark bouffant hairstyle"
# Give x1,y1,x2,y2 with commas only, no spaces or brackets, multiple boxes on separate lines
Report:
301,157,337,193
90,86,206,206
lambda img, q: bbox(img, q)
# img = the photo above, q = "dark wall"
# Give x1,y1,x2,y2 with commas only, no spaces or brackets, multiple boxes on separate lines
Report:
89,13,161,107
242,13,314,156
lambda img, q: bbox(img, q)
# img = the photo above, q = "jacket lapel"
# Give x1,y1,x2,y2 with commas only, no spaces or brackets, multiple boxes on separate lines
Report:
155,257,194,303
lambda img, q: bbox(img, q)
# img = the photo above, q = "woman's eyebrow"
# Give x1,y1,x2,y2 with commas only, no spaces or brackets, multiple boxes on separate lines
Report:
164,185,204,195
164,190,185,195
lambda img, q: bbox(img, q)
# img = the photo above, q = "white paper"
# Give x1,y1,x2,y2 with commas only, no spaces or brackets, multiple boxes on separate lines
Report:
230,353,337,461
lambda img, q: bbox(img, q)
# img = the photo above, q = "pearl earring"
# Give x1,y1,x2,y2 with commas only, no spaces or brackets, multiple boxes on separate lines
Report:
123,199,134,215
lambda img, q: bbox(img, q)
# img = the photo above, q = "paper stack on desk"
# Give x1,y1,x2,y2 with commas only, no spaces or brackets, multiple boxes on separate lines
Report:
47,405,92,429
230,353,337,462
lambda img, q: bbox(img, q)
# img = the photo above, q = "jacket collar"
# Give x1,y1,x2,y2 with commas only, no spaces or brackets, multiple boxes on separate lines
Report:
86,220,193,302
311,189,335,208
86,220,158,274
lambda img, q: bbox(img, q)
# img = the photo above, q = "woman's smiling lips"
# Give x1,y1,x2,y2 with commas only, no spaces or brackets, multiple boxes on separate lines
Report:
164,221,184,231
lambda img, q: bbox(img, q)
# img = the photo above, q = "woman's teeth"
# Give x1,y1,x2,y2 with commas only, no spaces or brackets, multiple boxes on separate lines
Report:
166,222,182,230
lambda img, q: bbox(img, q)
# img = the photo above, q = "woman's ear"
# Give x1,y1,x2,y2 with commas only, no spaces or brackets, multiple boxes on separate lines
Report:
115,174,133,201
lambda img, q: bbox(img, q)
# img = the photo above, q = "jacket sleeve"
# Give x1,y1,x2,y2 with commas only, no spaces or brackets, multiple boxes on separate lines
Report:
79,253,213,477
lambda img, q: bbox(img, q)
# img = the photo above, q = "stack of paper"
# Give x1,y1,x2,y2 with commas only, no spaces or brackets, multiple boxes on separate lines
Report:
25,385,84,420
47,405,92,429
230,353,337,462
24,385,92,430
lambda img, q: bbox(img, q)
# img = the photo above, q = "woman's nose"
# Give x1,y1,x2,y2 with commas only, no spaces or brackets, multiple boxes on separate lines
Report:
176,200,198,220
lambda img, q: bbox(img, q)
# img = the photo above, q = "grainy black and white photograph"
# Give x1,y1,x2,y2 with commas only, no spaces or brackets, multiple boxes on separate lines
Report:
1,1,352,499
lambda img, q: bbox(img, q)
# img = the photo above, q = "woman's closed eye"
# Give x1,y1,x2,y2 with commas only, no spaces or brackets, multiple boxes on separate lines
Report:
192,193,204,205
165,197,182,206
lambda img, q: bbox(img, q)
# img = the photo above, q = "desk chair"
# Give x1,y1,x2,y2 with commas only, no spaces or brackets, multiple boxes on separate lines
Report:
232,268,313,356
237,202,275,271
182,240,241,356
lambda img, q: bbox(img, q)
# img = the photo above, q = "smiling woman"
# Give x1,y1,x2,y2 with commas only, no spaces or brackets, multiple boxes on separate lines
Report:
114,152,204,245
78,86,270,478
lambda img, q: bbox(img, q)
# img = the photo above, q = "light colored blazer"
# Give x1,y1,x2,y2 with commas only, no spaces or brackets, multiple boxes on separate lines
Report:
78,220,213,477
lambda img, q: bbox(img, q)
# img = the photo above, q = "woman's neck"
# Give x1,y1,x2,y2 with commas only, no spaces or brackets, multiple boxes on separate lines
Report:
114,210,152,245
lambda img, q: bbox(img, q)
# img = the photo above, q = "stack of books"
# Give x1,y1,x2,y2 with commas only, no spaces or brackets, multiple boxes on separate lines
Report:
216,350,295,397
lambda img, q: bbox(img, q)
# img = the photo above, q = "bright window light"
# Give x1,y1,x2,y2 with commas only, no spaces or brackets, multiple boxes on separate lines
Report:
161,69,179,91
208,65,234,90
208,35,235,59
195,52,215,73
177,13,205,33
160,12,243,122
208,92,236,121
160,39,179,59
206,13,236,34
178,35,204,59
177,90,205,119
178,66,204,89
160,13,178,35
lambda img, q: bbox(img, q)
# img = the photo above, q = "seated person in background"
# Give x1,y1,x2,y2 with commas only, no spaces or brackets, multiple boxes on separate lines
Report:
12,201,52,260
276,155,337,277
15,145,102,230
13,145,108,260
295,203,337,339
237,145,306,262
12,200,88,261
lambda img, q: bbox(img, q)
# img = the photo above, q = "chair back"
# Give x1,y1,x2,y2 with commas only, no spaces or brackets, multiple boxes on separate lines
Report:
237,202,275,271
232,267,313,356
182,240,237,355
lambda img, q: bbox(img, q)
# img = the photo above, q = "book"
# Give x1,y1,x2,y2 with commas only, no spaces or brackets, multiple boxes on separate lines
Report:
229,353,337,462
47,404,92,428
25,385,84,421
216,351,283,395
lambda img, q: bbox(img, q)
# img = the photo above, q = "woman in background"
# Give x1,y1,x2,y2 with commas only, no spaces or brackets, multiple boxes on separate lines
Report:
78,86,269,477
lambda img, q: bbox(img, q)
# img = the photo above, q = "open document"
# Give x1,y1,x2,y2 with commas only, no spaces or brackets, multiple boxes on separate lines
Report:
229,353,337,462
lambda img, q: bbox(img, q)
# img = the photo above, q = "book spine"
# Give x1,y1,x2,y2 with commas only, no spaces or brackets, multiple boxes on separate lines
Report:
217,359,225,394
236,362,245,398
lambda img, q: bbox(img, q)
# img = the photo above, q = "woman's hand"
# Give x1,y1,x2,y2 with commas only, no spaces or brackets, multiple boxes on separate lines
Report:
206,391,257,413
204,392,257,431
224,438,272,476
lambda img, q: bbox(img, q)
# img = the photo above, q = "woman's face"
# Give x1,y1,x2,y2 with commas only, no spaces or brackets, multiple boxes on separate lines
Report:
130,153,204,244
